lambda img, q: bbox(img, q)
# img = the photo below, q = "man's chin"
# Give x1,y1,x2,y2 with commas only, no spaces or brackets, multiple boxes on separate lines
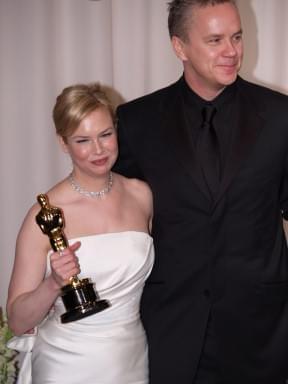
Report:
218,73,238,87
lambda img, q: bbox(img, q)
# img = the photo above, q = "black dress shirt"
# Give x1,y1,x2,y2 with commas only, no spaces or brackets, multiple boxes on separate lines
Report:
181,75,239,179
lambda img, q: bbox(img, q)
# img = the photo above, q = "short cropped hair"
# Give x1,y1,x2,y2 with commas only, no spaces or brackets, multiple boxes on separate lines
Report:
167,0,237,41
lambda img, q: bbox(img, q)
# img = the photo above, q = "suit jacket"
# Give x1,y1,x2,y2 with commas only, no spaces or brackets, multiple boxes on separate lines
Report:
114,76,288,384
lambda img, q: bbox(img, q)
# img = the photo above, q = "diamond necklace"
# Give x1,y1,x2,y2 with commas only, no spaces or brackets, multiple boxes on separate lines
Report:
68,172,113,198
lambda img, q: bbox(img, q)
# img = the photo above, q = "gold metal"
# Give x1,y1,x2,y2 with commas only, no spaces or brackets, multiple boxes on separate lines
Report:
36,193,110,323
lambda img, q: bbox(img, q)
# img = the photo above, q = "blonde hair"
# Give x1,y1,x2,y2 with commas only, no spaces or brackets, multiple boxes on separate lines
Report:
53,83,115,141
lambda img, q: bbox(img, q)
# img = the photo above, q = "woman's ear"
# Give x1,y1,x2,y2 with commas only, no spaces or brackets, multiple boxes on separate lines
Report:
58,135,69,153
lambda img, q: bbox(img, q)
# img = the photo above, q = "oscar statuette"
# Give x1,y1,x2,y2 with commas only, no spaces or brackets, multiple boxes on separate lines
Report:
35,193,110,323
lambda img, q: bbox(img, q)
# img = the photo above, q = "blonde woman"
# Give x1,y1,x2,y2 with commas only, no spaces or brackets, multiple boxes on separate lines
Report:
7,83,154,384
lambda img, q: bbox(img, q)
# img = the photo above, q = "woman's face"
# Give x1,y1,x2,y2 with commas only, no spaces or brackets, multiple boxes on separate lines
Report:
61,107,118,179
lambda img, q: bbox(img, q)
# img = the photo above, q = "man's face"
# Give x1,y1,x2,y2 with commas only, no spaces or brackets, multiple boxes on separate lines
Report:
172,2,243,99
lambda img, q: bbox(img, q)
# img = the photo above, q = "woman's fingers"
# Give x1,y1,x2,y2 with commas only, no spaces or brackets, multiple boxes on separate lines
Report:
50,241,81,285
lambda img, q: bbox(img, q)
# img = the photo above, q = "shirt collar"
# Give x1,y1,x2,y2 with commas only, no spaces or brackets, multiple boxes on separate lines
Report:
181,75,238,110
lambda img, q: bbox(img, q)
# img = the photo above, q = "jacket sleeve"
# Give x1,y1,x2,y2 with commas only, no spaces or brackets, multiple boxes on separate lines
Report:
280,153,288,220
113,105,145,180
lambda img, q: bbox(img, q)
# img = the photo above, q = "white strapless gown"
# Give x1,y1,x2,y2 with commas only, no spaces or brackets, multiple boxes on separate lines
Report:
8,231,154,384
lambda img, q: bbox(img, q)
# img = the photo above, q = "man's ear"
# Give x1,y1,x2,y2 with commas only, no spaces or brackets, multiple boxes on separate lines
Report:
171,36,188,61
58,135,69,153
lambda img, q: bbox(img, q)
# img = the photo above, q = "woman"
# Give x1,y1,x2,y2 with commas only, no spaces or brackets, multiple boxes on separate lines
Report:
6,83,154,384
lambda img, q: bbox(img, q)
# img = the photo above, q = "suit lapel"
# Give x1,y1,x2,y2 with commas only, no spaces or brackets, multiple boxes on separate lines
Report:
161,78,265,209
214,86,265,206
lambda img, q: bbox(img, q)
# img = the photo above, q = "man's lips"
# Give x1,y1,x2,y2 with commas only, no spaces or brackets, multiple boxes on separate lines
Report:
218,62,238,71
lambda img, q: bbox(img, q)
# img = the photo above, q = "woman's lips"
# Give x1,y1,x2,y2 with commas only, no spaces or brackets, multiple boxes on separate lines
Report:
91,157,108,166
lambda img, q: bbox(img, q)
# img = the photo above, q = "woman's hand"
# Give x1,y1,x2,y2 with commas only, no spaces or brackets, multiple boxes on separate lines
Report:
50,241,81,287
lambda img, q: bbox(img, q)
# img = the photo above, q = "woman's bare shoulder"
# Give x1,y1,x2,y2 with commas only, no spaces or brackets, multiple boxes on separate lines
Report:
45,178,71,204
20,177,71,231
116,173,152,198
114,173,153,223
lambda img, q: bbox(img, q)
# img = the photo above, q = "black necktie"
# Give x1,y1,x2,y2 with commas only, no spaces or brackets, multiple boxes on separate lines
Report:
197,104,220,198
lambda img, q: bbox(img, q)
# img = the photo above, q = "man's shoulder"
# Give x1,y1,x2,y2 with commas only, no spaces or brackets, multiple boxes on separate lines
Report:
237,77,288,122
237,76,288,101
117,77,182,113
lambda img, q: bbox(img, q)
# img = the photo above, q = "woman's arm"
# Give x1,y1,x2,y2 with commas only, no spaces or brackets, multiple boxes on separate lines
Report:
6,204,80,335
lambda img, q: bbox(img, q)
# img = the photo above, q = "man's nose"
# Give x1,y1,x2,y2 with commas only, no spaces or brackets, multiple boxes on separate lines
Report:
223,39,237,56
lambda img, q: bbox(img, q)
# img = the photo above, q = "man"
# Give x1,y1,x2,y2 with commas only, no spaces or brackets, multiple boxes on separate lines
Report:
114,1,288,383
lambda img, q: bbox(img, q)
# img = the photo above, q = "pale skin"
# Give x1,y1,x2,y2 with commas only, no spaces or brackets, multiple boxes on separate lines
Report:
171,2,243,101
7,106,153,336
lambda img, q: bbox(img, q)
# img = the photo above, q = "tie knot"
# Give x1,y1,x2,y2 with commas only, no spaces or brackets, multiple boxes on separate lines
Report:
202,104,216,125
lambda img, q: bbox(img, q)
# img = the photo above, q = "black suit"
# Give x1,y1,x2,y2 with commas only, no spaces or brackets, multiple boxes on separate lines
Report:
114,76,288,384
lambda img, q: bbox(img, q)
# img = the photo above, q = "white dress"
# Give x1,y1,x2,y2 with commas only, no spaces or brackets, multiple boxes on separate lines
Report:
8,231,154,384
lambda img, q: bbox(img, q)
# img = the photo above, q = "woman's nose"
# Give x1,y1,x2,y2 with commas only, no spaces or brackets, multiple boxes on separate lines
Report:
92,139,103,154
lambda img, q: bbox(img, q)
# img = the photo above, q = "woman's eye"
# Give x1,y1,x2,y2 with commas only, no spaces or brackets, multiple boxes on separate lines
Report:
75,139,89,143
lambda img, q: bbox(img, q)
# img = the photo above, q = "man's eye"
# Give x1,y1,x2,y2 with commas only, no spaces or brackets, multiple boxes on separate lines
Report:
234,34,242,42
209,38,220,44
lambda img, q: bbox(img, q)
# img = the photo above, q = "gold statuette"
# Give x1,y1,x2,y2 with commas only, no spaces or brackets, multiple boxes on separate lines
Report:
36,194,110,323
